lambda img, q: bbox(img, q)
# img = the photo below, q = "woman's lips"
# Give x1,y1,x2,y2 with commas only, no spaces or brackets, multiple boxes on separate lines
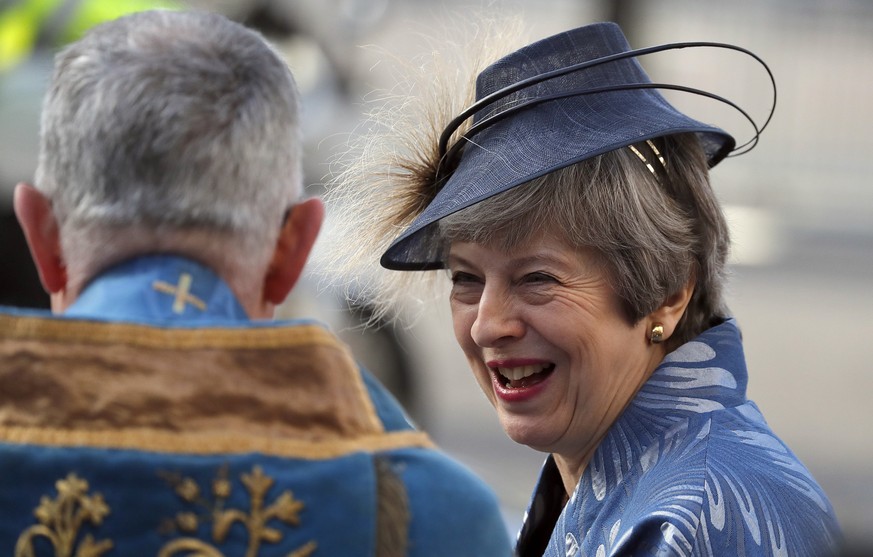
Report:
487,360,556,401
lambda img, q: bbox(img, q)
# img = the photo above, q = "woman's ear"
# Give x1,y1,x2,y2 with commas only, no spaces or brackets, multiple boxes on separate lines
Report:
13,183,67,294
647,273,696,344
261,197,325,306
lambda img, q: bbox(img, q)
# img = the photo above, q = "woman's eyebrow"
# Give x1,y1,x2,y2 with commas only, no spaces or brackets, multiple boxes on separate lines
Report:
512,251,573,269
445,253,473,267
447,251,569,270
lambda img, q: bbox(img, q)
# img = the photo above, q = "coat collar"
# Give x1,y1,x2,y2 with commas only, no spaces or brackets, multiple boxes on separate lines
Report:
629,317,748,427
66,255,249,323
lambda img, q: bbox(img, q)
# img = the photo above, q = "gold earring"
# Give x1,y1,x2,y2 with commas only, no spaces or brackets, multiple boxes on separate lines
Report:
650,324,664,344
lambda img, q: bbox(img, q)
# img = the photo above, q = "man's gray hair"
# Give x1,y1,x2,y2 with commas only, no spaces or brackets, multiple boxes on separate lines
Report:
35,9,302,276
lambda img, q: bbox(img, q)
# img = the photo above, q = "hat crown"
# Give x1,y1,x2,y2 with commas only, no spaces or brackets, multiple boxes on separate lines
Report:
474,23,647,123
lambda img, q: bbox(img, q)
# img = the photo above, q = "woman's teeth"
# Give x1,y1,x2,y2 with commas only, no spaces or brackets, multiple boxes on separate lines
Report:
497,364,550,382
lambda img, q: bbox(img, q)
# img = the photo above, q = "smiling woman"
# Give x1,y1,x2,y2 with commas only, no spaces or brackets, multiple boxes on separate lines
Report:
323,20,843,557
447,234,672,496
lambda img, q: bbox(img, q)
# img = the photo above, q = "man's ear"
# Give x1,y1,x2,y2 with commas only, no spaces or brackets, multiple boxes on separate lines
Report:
262,197,325,306
13,182,67,294
647,273,696,344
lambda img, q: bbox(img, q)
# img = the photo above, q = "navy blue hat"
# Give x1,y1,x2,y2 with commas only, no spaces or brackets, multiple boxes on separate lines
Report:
380,22,774,271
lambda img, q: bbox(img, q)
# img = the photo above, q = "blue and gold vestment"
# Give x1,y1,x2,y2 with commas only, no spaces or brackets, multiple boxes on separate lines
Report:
0,255,511,556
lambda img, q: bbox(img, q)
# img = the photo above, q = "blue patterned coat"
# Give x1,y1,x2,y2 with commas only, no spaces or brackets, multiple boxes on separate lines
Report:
516,320,841,557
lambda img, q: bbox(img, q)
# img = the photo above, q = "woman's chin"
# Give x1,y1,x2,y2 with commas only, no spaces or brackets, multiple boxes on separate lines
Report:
499,414,559,452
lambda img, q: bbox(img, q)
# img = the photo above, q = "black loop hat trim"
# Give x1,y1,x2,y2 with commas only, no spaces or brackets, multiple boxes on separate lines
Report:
437,41,777,172
380,23,777,271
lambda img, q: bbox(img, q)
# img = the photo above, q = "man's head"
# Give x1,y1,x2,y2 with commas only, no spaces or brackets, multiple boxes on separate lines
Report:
15,10,323,317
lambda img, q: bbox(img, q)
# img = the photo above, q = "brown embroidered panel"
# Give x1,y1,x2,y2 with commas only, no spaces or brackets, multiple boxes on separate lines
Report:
0,313,384,443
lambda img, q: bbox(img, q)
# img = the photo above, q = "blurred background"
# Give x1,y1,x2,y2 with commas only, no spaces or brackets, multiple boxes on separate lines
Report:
2,0,871,551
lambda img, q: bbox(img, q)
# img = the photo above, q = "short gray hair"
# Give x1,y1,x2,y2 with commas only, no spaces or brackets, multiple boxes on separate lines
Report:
440,134,730,347
36,10,302,275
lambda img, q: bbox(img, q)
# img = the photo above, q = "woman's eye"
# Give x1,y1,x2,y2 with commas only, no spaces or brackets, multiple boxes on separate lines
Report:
450,271,481,285
522,272,556,284
449,271,483,304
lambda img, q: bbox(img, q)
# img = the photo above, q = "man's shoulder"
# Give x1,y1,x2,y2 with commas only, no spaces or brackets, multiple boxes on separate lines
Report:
0,305,52,319
377,446,512,555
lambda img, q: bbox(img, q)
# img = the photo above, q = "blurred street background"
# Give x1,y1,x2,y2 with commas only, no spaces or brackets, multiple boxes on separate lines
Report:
2,0,871,551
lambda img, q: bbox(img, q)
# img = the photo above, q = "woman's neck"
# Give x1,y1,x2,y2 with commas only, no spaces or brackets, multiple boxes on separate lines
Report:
552,451,591,499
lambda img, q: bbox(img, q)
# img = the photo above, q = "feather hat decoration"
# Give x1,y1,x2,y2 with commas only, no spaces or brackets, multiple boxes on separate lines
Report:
314,17,529,323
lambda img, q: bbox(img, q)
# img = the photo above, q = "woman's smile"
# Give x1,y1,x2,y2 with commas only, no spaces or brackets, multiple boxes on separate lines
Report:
487,359,557,401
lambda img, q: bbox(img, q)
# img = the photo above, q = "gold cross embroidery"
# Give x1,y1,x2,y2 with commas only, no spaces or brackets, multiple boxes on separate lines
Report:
152,273,207,314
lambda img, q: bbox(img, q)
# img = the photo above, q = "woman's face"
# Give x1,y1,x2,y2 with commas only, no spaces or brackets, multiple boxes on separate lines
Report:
448,231,666,463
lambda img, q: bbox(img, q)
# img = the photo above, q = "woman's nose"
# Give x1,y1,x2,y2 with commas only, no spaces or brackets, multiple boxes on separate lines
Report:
470,287,525,347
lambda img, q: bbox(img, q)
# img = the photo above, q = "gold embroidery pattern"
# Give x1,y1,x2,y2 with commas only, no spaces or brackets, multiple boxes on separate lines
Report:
159,466,318,557
15,473,113,557
15,467,319,556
